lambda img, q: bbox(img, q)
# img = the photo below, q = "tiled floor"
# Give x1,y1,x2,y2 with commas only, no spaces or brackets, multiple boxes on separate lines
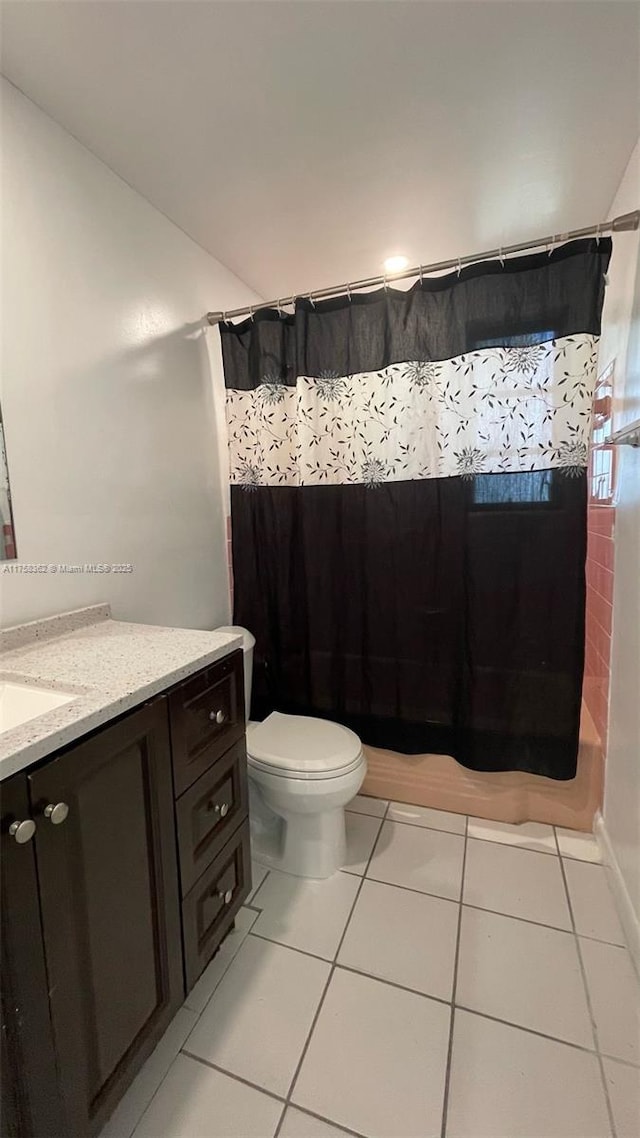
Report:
101,798,640,1138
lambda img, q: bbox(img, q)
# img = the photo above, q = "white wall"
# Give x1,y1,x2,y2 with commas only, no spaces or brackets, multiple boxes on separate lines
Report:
599,141,640,940
0,80,259,631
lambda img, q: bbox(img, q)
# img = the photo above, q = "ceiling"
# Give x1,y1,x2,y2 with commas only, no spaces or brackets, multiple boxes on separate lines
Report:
1,1,638,300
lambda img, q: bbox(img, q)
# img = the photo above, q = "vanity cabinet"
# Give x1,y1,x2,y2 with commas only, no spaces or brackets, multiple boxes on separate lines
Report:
0,648,251,1138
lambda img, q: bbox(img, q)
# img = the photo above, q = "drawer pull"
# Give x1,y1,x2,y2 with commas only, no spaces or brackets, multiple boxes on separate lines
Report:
209,710,226,724
219,888,233,905
207,800,229,817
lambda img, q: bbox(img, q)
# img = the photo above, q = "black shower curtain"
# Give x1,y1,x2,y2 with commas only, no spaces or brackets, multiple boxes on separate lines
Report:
221,239,611,780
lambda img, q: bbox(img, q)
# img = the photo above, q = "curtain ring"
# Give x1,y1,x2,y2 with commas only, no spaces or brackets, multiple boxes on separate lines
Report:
548,236,556,257
499,247,505,269
308,293,316,309
346,283,352,302
222,311,228,323
419,265,424,284
456,257,462,278
383,274,388,292
595,223,601,246
277,299,284,318
249,306,255,322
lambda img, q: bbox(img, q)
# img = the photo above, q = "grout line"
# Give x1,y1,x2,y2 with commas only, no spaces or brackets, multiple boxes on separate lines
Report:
439,814,468,1138
334,962,452,1008
454,1005,606,1059
555,829,618,1138
249,930,331,964
283,1102,369,1138
597,1052,640,1071
466,832,559,857
361,812,467,839
238,929,638,1069
344,867,623,947
181,1050,287,1106
281,800,391,1124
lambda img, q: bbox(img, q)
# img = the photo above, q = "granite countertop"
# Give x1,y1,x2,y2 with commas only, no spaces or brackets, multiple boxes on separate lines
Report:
0,605,242,780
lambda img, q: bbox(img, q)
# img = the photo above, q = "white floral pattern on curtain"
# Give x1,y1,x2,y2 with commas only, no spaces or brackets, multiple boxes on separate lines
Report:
226,333,598,488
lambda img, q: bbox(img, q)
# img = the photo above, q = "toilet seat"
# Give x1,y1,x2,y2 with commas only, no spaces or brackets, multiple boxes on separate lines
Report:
247,711,363,780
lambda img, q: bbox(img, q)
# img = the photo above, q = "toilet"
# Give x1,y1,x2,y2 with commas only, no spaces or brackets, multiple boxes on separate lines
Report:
217,626,366,879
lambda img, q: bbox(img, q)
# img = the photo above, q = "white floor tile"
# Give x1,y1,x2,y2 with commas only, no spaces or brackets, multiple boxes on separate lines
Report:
456,906,594,1048
555,827,602,863
183,908,258,1015
603,1058,640,1138
564,860,626,945
338,878,458,1000
580,937,640,1064
251,869,360,959
463,839,571,929
185,936,330,1097
387,801,466,834
343,812,382,874
367,820,465,901
467,817,557,855
346,793,388,818
446,1010,611,1138
293,968,450,1138
279,1106,352,1138
132,1054,282,1138
247,861,270,903
100,1008,198,1138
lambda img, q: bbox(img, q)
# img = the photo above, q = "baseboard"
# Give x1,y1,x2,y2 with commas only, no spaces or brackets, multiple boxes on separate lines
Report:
594,811,640,978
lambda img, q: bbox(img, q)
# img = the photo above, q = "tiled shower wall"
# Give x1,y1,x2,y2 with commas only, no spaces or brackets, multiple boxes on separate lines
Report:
583,363,616,751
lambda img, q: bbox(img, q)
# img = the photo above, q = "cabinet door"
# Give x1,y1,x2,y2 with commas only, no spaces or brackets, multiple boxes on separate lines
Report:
0,774,64,1137
28,700,183,1137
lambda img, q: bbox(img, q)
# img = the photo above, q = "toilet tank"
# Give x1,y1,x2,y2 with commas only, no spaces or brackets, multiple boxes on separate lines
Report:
216,626,255,719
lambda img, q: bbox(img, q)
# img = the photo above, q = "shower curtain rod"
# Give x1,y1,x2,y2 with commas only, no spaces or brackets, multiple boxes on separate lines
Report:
206,209,639,325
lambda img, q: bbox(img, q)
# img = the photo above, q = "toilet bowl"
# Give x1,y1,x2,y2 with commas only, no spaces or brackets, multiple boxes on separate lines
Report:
216,627,366,879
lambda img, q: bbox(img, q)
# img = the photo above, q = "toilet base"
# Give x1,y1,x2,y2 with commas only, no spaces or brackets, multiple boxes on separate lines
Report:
251,807,346,879
247,746,366,880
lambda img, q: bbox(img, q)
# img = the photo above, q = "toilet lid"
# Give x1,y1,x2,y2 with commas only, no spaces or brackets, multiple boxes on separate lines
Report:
247,711,362,775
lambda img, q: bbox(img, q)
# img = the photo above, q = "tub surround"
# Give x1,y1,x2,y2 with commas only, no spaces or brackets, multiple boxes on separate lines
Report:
0,604,241,779
361,703,603,834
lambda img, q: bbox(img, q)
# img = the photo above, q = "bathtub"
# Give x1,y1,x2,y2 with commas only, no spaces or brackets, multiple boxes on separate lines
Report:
360,701,603,832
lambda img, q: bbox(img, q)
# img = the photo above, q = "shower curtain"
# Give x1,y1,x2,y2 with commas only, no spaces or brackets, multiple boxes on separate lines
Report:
220,239,611,780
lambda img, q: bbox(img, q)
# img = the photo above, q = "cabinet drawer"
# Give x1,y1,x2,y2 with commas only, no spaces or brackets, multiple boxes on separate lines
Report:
182,820,251,992
176,738,248,896
169,650,244,796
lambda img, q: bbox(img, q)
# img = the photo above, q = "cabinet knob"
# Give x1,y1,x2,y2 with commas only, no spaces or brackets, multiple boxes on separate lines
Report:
9,819,36,844
44,802,69,825
219,888,233,905
209,709,226,724
219,802,229,817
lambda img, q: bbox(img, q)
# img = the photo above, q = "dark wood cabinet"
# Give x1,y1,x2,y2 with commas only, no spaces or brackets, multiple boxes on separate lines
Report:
0,649,250,1137
176,736,249,895
28,699,183,1136
182,819,251,991
169,649,244,795
0,774,64,1138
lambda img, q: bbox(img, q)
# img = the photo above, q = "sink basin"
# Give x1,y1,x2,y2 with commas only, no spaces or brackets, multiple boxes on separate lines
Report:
0,680,77,734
